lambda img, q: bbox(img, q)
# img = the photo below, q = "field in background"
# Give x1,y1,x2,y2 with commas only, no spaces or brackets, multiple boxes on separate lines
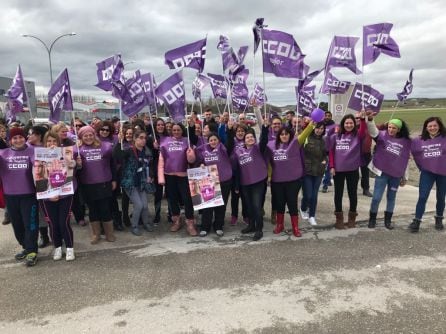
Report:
374,108,446,134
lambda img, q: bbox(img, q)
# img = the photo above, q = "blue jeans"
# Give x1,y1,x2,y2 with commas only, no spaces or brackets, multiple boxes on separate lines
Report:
415,170,446,219
241,179,266,231
301,175,323,217
370,173,400,213
322,164,331,187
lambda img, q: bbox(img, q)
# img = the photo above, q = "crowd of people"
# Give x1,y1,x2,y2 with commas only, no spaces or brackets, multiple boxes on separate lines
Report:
0,107,445,267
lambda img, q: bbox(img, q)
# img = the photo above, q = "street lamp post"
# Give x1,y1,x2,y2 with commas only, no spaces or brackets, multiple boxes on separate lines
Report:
21,32,76,85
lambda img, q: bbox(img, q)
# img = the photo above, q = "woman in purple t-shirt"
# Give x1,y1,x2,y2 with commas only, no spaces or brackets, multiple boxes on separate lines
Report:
366,113,411,229
329,113,366,229
409,117,446,232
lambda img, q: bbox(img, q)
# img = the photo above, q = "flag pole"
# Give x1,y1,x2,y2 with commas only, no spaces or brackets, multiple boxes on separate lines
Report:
389,100,400,120
150,74,158,118
199,99,204,132
260,28,267,120
71,110,80,151
20,65,35,125
119,100,124,150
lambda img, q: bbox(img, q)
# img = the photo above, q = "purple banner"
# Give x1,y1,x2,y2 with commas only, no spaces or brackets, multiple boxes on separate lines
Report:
301,85,316,99
321,72,351,95
348,82,384,113
250,83,266,107
324,36,361,74
363,23,400,66
296,89,316,116
232,83,249,111
140,72,157,107
121,71,148,117
297,68,323,92
48,68,73,123
397,69,414,102
165,38,206,72
207,73,228,99
192,73,211,100
230,66,249,84
262,29,306,79
155,71,186,122
253,18,264,54
95,55,124,91
5,65,28,114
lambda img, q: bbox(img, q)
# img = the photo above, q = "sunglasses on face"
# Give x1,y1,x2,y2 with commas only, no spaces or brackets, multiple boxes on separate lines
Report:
100,128,110,132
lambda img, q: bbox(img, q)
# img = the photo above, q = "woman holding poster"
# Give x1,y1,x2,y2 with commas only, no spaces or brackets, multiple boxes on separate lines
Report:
39,130,79,261
193,132,233,237
157,121,198,236
329,113,366,229
409,117,446,232
366,113,411,229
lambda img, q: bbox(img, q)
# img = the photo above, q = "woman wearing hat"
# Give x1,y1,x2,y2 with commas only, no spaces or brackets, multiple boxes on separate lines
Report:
366,113,411,229
76,125,117,244
0,127,39,266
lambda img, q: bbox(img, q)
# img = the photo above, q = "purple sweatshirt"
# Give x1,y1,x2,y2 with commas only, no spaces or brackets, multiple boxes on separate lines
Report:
266,138,305,182
76,142,114,184
196,143,232,182
411,135,446,176
0,145,35,195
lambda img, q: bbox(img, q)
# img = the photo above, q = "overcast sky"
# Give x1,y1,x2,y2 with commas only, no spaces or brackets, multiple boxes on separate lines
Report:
1,0,445,106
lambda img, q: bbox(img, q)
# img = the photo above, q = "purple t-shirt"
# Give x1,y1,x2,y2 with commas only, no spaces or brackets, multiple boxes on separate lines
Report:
373,131,411,178
77,142,113,184
411,135,446,176
0,145,35,195
266,139,305,182
196,143,232,182
233,144,267,186
160,136,189,173
331,133,362,172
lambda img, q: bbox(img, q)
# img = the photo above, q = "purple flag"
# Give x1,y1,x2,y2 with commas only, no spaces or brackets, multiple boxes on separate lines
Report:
321,72,351,94
155,71,186,122
140,72,157,106
121,71,148,117
348,82,383,113
232,83,249,111
296,89,316,116
165,38,206,72
324,36,361,74
253,18,265,54
192,73,211,100
230,66,249,84
250,83,266,107
301,85,316,99
5,65,28,114
262,29,306,79
237,46,249,65
363,23,400,66
95,55,124,91
297,68,322,92
397,69,414,102
207,73,228,99
48,68,73,123
4,103,17,124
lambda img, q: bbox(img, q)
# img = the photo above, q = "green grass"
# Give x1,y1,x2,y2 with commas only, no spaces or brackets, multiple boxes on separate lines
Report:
374,108,446,133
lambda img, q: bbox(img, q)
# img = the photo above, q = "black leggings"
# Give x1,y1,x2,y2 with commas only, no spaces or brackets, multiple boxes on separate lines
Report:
201,180,232,232
41,196,74,248
271,179,302,215
164,174,194,219
241,179,267,231
333,170,359,212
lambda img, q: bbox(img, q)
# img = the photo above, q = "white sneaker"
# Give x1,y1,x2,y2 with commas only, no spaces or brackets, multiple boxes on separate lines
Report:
66,248,75,261
216,230,224,237
199,231,207,237
300,208,309,220
53,247,62,261
309,217,317,226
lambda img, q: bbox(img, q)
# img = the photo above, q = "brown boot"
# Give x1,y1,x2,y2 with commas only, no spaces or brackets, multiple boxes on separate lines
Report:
90,221,101,244
334,212,345,229
170,215,182,232
347,211,358,228
103,221,116,242
186,219,198,236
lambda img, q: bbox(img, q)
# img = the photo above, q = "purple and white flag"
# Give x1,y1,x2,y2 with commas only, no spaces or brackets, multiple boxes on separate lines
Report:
296,89,316,116
301,85,316,99
324,36,361,74
232,83,249,111
95,55,124,91
237,46,249,65
348,82,384,113
192,73,211,100
140,72,157,106
297,68,323,92
253,18,265,54
155,71,186,122
48,68,73,123
262,29,306,79
207,73,228,99
5,65,28,114
397,69,414,102
321,72,351,94
230,66,249,84
250,83,266,107
165,38,206,72
121,71,148,117
363,23,400,66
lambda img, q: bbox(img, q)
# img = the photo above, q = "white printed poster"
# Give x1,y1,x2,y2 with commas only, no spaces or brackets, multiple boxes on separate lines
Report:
187,164,224,211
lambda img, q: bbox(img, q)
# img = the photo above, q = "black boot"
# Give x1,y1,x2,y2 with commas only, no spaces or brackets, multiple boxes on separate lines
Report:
435,216,444,231
38,227,50,248
153,201,161,225
253,220,264,241
241,219,255,234
113,212,124,231
409,218,421,233
368,211,377,228
384,211,394,230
